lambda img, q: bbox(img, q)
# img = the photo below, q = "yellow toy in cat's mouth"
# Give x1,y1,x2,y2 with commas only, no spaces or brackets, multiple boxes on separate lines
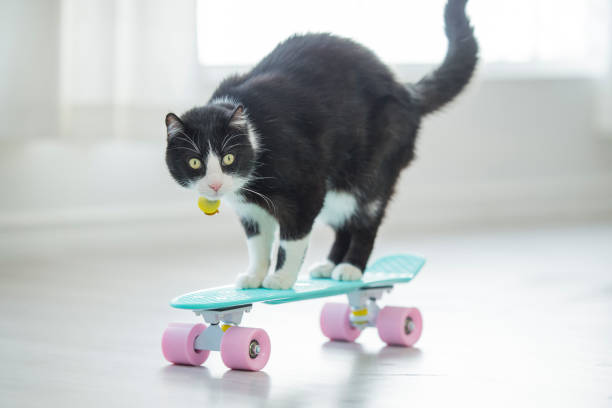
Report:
198,197,220,216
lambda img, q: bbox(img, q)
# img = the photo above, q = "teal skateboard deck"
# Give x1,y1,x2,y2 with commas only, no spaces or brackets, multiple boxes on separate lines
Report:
171,254,425,310
163,254,425,371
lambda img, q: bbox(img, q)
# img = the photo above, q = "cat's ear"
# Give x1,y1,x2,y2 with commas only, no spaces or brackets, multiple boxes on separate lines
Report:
165,113,184,142
229,105,247,128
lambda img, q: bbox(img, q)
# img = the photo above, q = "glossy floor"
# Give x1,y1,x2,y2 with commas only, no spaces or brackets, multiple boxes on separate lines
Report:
1,221,611,407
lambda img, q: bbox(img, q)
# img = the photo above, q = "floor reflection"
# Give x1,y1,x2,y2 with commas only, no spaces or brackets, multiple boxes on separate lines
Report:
320,341,425,407
219,369,271,398
320,340,423,364
159,364,212,386
159,364,271,405
158,341,425,407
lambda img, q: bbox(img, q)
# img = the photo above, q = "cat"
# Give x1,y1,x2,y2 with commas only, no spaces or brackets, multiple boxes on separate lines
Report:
164,0,478,289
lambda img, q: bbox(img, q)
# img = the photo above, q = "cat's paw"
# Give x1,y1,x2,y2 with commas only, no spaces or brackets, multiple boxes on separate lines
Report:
331,263,363,281
308,260,335,278
262,273,297,290
235,272,265,289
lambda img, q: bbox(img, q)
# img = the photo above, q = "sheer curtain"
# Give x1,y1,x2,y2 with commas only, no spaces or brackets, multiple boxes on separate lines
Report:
0,0,61,140
59,0,200,140
599,4,612,137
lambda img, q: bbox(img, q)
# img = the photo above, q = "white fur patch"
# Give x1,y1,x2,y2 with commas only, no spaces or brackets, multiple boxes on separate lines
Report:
233,202,278,289
308,260,335,278
332,263,363,281
367,199,382,217
263,235,310,290
317,191,358,228
205,150,222,178
226,196,273,221
211,96,240,106
246,121,260,153
196,150,226,199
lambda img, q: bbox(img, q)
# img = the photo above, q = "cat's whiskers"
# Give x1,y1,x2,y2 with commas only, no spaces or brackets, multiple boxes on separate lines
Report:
168,146,200,155
250,159,272,175
221,134,238,151
223,143,250,151
249,175,275,181
221,133,249,151
173,131,201,155
239,186,277,215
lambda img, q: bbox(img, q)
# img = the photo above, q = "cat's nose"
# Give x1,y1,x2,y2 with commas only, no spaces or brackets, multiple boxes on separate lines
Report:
208,182,222,192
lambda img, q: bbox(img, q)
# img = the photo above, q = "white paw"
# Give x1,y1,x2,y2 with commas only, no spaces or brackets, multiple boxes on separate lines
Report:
235,271,265,289
309,260,335,278
262,273,297,290
331,263,363,281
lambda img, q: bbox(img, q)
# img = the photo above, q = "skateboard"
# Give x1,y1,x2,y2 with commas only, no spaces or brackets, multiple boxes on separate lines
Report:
161,254,425,371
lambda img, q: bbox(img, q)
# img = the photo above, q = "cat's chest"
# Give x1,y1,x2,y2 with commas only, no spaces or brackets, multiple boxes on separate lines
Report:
317,191,358,228
227,190,360,229
227,196,276,226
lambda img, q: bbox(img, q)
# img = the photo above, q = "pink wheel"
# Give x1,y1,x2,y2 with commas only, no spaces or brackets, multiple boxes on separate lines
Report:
320,302,361,342
220,327,271,371
376,306,422,347
161,322,210,366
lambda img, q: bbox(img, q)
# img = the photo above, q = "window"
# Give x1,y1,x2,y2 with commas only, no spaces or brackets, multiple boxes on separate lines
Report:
197,0,610,75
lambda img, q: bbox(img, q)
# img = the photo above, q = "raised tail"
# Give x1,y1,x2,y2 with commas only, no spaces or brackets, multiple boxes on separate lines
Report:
410,0,478,115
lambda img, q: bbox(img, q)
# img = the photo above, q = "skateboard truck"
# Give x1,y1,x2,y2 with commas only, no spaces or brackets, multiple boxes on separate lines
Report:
192,305,252,352
347,286,393,329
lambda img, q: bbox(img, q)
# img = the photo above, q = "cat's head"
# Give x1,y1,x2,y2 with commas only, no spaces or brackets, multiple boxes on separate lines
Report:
165,104,258,200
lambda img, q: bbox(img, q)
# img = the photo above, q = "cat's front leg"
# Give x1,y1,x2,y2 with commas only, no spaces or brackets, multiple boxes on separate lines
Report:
235,211,277,289
262,234,310,290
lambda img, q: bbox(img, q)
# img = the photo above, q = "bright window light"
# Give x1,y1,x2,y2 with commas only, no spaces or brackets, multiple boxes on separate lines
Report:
197,0,609,73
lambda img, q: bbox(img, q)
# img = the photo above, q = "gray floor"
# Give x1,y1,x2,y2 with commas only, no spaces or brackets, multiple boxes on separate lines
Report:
1,220,611,407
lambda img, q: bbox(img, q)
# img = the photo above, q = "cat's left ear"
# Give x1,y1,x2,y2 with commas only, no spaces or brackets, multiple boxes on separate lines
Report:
229,105,247,128
165,113,184,142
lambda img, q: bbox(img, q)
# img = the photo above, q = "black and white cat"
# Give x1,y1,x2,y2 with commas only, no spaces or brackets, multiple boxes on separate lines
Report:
165,0,478,289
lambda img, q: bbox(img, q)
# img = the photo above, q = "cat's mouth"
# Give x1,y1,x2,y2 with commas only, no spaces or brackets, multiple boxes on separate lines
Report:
199,189,224,201
196,175,247,201
196,178,231,200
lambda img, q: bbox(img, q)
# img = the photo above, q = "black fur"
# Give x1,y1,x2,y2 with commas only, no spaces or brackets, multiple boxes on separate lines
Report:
240,218,259,238
410,0,479,115
275,247,286,271
165,0,478,271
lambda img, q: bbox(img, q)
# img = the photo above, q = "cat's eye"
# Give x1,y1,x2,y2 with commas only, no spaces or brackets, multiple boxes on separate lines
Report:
188,158,202,169
222,154,235,166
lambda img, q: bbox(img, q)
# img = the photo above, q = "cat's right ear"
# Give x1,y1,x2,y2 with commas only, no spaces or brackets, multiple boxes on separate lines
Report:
165,113,183,142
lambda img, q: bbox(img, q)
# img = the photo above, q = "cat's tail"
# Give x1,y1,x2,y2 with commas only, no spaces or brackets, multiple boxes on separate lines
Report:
409,0,478,116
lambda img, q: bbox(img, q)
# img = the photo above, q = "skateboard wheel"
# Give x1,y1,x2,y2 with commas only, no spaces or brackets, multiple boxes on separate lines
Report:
221,327,271,371
320,303,361,342
161,322,210,366
376,306,422,347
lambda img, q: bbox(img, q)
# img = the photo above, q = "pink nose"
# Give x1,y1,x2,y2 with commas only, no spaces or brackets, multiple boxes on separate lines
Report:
208,182,222,192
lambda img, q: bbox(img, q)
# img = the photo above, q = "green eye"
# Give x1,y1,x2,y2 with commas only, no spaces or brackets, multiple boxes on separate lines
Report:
222,154,235,166
188,158,202,169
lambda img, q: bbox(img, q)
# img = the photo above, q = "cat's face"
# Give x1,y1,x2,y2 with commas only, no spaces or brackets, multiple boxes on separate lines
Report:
165,105,257,200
